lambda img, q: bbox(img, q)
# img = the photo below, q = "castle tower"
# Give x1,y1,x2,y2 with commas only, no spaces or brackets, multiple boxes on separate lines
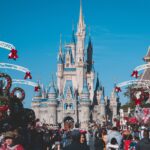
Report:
93,74,102,105
87,37,95,101
71,27,76,60
141,47,150,103
141,46,150,80
80,79,90,129
57,35,64,95
41,84,46,98
99,87,106,121
76,0,86,93
47,80,57,125
87,36,93,73
32,83,42,119
110,87,118,125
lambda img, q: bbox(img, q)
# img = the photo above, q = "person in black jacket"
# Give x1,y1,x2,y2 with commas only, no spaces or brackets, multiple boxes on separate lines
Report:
136,129,150,150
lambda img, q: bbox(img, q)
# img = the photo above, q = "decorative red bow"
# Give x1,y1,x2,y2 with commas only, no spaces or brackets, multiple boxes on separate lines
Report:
24,72,32,79
133,98,142,105
34,86,40,92
131,70,138,78
115,86,121,92
8,49,18,60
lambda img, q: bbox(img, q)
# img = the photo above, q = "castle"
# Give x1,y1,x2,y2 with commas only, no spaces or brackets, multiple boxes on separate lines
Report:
32,1,120,129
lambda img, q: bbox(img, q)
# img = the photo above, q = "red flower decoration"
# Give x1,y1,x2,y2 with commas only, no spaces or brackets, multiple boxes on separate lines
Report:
131,70,138,78
24,72,32,79
8,49,18,60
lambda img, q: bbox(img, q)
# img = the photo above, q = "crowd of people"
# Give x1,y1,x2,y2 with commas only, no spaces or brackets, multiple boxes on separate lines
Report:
0,119,150,150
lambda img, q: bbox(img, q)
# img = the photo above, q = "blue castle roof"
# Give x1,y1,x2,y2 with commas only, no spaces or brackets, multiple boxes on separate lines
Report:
57,54,63,64
48,80,56,94
82,79,89,94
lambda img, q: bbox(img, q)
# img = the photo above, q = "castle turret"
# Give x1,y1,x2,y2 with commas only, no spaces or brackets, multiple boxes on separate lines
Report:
141,46,150,81
80,79,90,129
90,64,95,100
41,84,46,98
99,87,105,117
76,0,86,93
110,86,118,125
32,82,42,119
71,27,76,59
143,46,150,63
48,80,57,125
57,35,64,95
93,74,102,105
87,37,93,73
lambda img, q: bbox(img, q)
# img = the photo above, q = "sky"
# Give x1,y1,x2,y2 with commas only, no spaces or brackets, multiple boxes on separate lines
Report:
0,0,150,108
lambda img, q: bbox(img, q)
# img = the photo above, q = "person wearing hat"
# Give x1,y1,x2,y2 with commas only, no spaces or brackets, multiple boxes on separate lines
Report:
0,131,24,150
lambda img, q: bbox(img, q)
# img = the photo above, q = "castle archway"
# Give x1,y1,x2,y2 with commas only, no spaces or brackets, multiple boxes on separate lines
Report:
63,116,74,131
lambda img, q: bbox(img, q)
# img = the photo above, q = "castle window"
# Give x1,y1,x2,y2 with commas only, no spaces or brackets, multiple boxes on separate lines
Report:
69,103,73,109
64,103,68,110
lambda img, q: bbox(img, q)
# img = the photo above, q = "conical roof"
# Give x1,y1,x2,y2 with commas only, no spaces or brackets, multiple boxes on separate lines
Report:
143,46,150,62
82,79,89,94
78,0,85,28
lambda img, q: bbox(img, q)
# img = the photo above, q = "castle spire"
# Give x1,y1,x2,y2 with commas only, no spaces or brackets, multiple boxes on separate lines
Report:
59,33,62,55
143,46,150,62
71,23,76,44
78,0,85,29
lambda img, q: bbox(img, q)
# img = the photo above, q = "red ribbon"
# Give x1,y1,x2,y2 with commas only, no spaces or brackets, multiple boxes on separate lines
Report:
132,97,142,105
24,72,32,79
115,86,121,92
131,70,138,78
8,49,18,60
34,86,40,92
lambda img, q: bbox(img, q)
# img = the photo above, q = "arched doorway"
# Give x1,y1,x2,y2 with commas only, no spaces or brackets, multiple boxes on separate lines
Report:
64,116,74,131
